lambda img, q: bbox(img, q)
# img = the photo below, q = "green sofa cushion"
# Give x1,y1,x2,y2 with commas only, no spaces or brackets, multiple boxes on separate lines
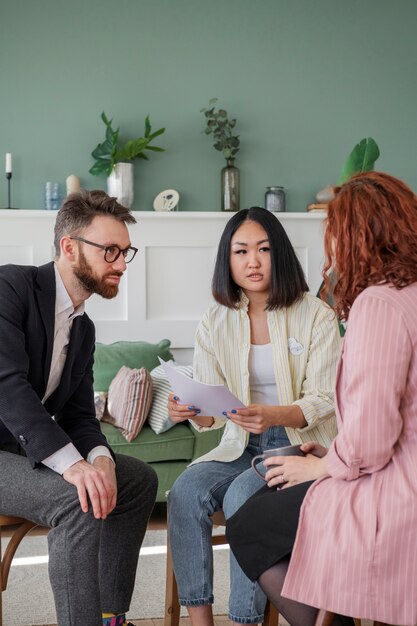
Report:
100,420,225,502
100,422,195,463
93,339,173,391
151,461,193,502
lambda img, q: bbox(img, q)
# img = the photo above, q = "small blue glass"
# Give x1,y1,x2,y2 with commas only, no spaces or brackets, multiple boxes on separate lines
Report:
45,182,59,210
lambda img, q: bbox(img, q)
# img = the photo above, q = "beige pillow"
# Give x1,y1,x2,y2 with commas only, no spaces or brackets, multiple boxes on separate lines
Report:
105,366,153,442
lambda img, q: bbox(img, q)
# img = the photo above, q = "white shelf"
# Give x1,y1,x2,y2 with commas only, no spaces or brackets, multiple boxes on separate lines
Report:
0,209,326,219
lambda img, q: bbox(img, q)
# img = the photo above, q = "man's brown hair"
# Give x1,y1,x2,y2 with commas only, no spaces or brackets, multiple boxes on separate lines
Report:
54,189,136,256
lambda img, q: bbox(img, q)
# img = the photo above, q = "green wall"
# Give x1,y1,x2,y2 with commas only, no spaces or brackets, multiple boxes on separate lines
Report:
1,0,417,211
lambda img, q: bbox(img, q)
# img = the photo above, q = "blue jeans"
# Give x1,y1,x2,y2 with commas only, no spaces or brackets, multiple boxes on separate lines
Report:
167,426,290,624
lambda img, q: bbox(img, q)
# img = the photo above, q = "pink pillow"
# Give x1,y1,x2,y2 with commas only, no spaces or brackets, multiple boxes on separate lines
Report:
106,366,153,442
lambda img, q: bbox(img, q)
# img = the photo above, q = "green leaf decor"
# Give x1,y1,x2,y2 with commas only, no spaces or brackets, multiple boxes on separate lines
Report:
338,137,380,185
90,112,165,177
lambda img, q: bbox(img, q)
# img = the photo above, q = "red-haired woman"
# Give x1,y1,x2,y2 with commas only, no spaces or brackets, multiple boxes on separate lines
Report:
227,171,417,626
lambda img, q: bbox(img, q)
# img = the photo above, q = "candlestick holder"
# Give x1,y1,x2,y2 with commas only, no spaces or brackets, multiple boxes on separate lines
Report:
2,172,19,209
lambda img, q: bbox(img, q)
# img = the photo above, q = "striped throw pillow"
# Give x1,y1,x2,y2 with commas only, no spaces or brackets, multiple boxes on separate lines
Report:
106,366,153,442
147,363,193,434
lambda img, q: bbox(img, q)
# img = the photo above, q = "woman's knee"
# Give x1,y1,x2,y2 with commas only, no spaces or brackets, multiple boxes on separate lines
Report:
168,468,202,511
223,480,255,519
168,465,219,523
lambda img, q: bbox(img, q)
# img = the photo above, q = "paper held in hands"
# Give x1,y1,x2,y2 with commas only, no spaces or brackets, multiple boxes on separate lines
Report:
159,358,246,417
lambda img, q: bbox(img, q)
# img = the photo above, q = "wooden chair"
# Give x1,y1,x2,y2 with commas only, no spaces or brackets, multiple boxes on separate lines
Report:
315,609,399,626
164,509,279,626
0,515,38,626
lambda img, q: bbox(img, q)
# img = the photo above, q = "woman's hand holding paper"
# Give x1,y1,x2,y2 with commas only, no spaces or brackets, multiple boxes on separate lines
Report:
167,393,214,427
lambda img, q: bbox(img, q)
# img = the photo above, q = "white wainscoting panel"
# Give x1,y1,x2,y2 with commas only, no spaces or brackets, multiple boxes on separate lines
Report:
0,210,326,348
145,246,217,321
0,245,34,265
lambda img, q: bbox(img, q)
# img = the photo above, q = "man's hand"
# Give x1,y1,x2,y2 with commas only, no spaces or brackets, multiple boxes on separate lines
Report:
63,457,117,519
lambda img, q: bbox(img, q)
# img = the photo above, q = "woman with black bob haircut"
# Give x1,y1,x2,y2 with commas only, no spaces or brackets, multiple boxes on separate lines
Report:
212,206,308,310
166,207,341,626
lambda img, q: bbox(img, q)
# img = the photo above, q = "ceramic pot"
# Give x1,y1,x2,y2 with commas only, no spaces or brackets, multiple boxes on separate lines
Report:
107,162,134,208
316,184,335,203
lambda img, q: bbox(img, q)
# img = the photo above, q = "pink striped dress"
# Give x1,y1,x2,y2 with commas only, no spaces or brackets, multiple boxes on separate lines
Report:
282,283,417,625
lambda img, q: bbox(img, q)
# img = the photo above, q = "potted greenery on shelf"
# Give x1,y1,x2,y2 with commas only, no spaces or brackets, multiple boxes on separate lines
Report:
90,112,165,208
201,98,240,211
315,137,380,206
337,136,380,184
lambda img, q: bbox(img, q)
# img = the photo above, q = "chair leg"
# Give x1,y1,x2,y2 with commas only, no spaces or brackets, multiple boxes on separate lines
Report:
1,520,36,591
0,520,37,626
164,535,180,626
0,524,3,626
0,527,2,626
315,609,335,626
262,598,279,626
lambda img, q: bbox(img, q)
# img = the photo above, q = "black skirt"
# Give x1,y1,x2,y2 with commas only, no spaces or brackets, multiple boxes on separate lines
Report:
226,480,314,581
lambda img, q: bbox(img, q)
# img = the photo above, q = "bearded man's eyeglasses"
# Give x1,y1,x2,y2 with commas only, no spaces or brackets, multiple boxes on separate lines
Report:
70,236,138,264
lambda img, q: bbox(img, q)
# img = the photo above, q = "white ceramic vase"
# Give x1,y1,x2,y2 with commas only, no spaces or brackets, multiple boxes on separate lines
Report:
107,162,134,208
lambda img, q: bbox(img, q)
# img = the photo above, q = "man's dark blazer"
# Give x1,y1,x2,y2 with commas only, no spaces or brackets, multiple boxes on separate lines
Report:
0,262,111,467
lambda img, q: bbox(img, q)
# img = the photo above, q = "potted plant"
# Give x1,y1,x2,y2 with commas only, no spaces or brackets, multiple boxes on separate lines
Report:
90,112,165,208
337,136,380,184
313,137,380,209
201,98,240,211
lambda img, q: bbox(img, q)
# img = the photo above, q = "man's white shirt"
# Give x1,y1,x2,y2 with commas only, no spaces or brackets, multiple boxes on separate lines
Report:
41,264,113,474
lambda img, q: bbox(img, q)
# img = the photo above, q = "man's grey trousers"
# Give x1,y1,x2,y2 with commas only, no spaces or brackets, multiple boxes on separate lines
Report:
0,448,158,626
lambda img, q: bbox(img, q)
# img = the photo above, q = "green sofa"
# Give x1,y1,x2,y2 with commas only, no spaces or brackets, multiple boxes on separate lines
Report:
93,339,223,502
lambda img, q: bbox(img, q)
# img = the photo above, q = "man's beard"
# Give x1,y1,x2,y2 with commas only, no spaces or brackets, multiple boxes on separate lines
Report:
74,250,122,299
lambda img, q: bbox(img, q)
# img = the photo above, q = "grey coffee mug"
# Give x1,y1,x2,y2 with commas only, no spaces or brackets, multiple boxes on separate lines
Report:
251,444,305,480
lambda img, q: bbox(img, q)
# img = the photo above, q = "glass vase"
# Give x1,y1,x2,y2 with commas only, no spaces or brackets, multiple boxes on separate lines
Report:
221,158,240,212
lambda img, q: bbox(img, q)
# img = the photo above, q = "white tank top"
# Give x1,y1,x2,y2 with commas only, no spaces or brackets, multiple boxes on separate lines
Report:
248,343,277,405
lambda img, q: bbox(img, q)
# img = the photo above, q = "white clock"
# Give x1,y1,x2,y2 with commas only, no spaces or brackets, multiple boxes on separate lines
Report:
153,189,180,211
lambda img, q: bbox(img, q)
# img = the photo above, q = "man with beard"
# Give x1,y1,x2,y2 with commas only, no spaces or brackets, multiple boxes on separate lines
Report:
0,190,158,626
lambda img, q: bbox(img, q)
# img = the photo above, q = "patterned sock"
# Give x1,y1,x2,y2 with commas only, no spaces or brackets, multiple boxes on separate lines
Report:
102,613,127,626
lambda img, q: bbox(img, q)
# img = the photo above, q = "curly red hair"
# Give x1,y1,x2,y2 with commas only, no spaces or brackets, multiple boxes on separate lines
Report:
322,171,417,321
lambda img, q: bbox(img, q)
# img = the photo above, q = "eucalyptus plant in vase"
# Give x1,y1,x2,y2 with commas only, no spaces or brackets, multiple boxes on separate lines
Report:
201,98,240,211
90,112,165,208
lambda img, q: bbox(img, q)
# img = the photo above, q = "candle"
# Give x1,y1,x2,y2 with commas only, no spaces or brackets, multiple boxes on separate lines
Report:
66,174,80,196
5,153,12,174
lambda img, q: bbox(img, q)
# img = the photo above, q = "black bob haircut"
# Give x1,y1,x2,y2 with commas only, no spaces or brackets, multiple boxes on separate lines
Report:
212,207,309,310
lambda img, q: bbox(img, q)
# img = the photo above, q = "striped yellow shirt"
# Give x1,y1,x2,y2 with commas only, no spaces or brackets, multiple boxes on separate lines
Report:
190,292,341,464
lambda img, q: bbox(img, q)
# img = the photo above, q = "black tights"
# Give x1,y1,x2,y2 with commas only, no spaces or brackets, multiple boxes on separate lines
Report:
258,559,355,626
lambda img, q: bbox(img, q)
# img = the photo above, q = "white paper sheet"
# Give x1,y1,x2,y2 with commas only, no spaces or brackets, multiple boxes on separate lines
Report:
159,358,246,417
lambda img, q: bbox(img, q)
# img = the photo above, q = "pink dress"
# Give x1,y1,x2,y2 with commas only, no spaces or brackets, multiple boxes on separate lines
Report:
282,283,417,625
